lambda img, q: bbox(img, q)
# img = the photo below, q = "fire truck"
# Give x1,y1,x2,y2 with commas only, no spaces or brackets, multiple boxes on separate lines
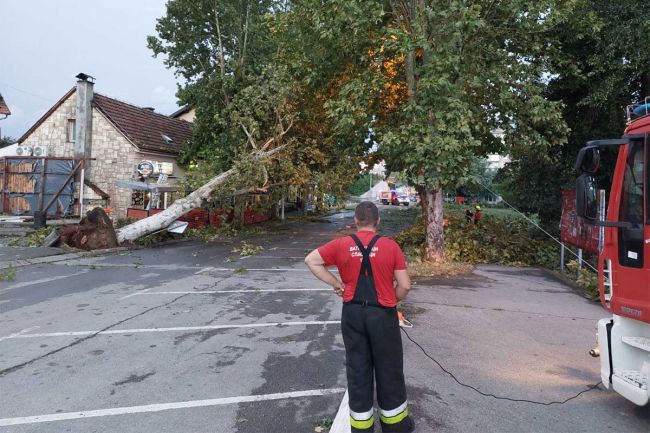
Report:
575,99,650,406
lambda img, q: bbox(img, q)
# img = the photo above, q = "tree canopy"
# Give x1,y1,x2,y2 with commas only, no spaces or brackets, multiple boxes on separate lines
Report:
149,0,650,259
497,0,650,229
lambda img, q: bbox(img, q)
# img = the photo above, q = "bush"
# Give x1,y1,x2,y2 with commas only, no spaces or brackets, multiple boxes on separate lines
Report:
565,260,599,299
396,215,560,268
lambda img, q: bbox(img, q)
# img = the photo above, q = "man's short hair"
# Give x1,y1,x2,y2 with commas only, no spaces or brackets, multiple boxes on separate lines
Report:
355,201,379,227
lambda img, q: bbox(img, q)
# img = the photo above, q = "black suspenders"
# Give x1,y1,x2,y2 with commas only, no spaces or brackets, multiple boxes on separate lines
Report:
347,234,388,308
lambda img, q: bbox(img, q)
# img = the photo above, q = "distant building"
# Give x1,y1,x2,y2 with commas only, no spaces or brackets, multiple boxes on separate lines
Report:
485,153,511,172
16,75,192,218
0,93,10,120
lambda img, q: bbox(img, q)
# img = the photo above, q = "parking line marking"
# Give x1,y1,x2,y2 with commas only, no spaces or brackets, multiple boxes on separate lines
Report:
195,266,216,274
118,288,151,300
330,390,351,433
0,387,346,426
0,271,88,294
0,326,40,342
1,320,340,340
244,256,306,259
131,288,333,296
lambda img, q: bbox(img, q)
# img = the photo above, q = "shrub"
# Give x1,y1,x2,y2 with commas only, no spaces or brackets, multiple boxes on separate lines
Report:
396,215,560,268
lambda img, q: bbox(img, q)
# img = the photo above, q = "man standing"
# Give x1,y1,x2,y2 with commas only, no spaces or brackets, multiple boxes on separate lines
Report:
473,205,482,225
305,202,414,433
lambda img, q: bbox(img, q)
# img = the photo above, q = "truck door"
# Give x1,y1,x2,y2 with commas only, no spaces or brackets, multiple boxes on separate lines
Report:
612,135,650,322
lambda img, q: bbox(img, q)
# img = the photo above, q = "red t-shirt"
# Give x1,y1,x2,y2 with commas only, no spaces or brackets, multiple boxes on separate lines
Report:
318,230,407,307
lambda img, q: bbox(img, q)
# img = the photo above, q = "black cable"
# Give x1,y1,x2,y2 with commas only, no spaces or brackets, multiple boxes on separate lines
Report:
401,328,602,406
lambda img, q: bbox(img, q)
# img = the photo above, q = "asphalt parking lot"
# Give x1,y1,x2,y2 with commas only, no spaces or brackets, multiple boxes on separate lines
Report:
0,207,648,432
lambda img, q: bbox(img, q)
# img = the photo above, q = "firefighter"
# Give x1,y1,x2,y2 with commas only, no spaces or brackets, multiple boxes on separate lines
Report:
465,207,474,223
473,205,482,225
305,201,414,433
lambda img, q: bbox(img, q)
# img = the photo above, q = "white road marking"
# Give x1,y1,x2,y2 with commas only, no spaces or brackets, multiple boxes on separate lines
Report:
1,320,340,340
0,271,88,293
268,247,312,250
55,263,325,272
131,288,333,296
0,326,40,342
194,266,216,274
245,256,306,259
330,390,351,433
0,388,346,426
118,288,152,300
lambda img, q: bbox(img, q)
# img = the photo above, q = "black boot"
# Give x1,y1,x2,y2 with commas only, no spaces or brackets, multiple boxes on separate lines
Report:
380,415,415,433
352,424,375,433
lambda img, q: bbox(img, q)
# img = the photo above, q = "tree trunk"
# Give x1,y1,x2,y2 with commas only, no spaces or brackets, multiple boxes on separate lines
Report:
416,185,427,217
425,188,444,263
116,146,286,243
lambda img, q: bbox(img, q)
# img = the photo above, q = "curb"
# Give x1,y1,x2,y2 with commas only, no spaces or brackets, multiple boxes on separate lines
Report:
0,237,200,270
0,246,130,270
329,390,350,433
536,266,597,300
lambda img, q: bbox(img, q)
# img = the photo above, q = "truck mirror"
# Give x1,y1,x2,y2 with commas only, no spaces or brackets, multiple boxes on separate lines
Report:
575,147,600,174
576,174,598,221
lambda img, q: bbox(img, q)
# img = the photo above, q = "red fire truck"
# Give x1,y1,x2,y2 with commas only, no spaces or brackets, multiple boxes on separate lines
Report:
575,100,650,406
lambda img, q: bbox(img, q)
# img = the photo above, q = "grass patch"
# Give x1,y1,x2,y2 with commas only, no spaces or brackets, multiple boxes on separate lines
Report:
0,266,17,281
407,258,473,277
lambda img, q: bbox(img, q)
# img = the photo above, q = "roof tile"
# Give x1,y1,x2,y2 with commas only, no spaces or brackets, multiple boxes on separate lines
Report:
93,94,192,155
0,94,10,116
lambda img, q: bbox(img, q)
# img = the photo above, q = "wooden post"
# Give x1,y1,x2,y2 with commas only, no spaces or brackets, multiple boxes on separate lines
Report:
560,243,565,271
577,248,583,279
38,157,47,212
281,195,285,220
2,158,6,213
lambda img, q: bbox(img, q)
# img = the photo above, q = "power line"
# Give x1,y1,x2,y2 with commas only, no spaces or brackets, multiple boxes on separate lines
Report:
480,182,598,273
0,81,56,103
402,328,602,405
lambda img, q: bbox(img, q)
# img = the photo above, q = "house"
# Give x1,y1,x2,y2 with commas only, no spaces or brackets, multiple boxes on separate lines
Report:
17,74,192,219
0,93,10,120
170,105,195,123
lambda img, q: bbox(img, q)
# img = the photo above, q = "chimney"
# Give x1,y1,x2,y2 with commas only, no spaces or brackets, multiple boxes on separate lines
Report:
74,73,94,160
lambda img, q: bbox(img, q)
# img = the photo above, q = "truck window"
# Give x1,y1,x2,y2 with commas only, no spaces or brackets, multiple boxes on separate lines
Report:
617,140,644,268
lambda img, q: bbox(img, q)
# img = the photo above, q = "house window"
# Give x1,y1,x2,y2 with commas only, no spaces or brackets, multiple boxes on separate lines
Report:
66,119,76,143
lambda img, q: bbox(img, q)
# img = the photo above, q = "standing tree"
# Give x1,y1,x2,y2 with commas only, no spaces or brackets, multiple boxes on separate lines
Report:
0,136,16,148
305,1,571,261
115,0,295,242
498,0,650,229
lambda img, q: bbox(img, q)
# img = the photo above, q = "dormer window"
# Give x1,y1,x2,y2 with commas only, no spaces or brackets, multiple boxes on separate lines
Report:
161,134,174,145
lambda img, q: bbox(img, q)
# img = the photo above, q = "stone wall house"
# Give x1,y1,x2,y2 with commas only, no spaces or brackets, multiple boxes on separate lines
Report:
18,77,192,219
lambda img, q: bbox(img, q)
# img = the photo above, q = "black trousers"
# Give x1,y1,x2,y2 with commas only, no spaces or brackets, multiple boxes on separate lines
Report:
342,303,407,421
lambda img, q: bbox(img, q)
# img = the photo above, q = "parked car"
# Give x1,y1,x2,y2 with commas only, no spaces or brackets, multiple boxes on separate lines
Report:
397,194,410,206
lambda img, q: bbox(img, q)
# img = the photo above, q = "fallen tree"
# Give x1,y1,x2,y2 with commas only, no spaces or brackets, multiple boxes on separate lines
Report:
116,135,289,244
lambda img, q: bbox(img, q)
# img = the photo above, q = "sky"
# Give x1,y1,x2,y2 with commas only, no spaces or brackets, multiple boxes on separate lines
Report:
0,0,181,140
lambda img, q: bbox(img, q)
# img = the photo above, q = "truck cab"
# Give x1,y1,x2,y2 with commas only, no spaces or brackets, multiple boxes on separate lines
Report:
575,102,650,405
